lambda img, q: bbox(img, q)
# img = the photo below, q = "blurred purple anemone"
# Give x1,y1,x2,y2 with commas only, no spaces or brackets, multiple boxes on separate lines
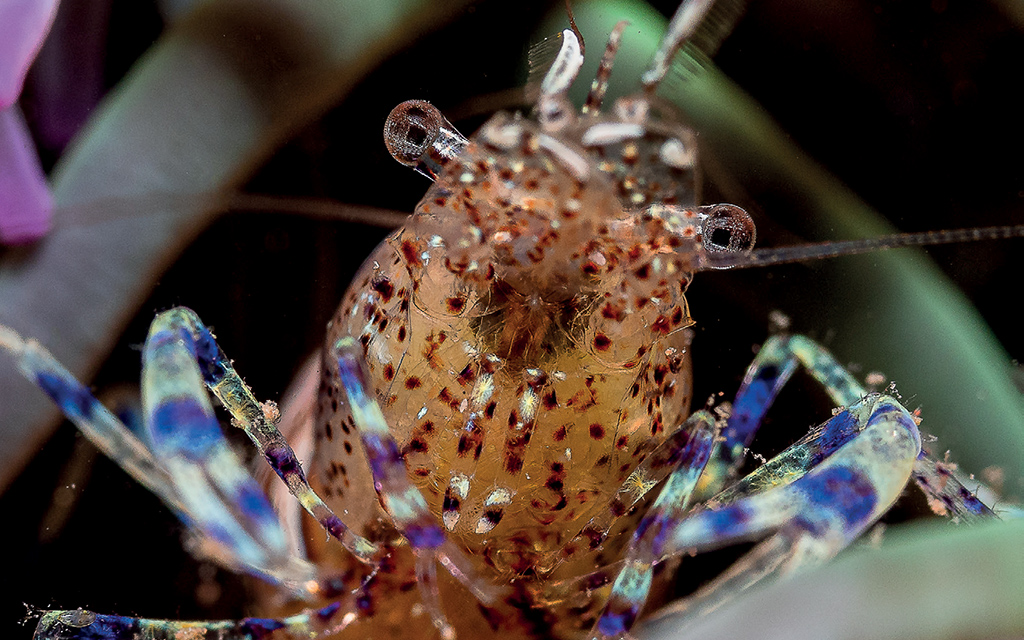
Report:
0,0,59,244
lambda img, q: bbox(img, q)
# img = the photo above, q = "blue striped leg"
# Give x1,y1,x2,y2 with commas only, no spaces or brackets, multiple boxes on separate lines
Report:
2,310,383,615
1,323,318,592
32,578,375,640
592,410,718,638
332,337,507,640
533,408,725,612
712,334,993,518
143,308,380,566
595,394,924,639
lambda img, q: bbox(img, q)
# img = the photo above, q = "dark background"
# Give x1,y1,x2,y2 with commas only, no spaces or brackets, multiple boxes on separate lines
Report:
3,0,1021,637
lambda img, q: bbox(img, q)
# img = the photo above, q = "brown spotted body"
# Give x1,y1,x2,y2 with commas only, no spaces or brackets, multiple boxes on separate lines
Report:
311,101,709,625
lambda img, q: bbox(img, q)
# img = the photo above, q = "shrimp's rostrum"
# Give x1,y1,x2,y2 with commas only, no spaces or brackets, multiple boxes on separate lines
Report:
4,1,1014,640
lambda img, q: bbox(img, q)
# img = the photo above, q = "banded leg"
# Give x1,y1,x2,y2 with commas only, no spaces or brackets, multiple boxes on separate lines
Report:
1,324,315,591
1,308,381,593
593,394,922,639
592,410,719,638
332,337,507,640
32,576,376,640
145,308,380,565
711,334,993,518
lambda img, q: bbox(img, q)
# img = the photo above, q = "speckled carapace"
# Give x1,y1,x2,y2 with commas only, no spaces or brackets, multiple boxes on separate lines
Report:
303,19,757,633
322,108,700,565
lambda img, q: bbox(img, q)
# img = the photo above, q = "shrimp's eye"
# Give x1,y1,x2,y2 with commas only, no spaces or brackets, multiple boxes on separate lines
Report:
700,204,756,253
384,100,443,166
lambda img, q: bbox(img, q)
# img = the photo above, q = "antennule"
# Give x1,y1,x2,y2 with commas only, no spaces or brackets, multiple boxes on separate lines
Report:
642,0,717,93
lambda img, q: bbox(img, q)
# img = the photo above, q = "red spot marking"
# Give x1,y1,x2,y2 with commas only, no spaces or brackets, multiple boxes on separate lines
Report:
397,326,406,342
400,239,422,267
542,390,558,410
601,302,626,322
447,296,466,313
456,363,476,386
422,331,447,367
652,315,671,334
457,425,484,460
616,436,629,450
370,276,394,302
505,452,524,474
404,438,429,454
438,387,459,409
653,365,668,384
405,376,422,390
589,423,605,440
552,425,568,441
593,332,612,351
383,364,395,381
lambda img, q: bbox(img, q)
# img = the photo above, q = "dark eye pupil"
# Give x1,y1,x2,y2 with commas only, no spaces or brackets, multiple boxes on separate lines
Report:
711,228,732,248
406,125,427,146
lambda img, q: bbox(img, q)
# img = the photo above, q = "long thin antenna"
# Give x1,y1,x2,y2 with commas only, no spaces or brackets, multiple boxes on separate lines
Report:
698,225,1024,271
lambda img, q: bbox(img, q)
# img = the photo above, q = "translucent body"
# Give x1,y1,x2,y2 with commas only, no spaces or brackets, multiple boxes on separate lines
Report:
317,110,703,586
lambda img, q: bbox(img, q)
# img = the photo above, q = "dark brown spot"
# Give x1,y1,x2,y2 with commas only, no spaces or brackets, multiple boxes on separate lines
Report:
601,302,626,322
446,296,466,313
370,276,394,302
505,452,524,474
593,332,612,351
589,423,606,440
457,363,477,386
406,438,428,454
438,387,458,409
542,390,558,410
405,376,422,390
400,239,422,267
653,365,668,384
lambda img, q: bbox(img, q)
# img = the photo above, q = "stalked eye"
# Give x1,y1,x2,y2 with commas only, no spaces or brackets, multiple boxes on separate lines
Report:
699,204,756,253
384,100,443,166
384,100,468,181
